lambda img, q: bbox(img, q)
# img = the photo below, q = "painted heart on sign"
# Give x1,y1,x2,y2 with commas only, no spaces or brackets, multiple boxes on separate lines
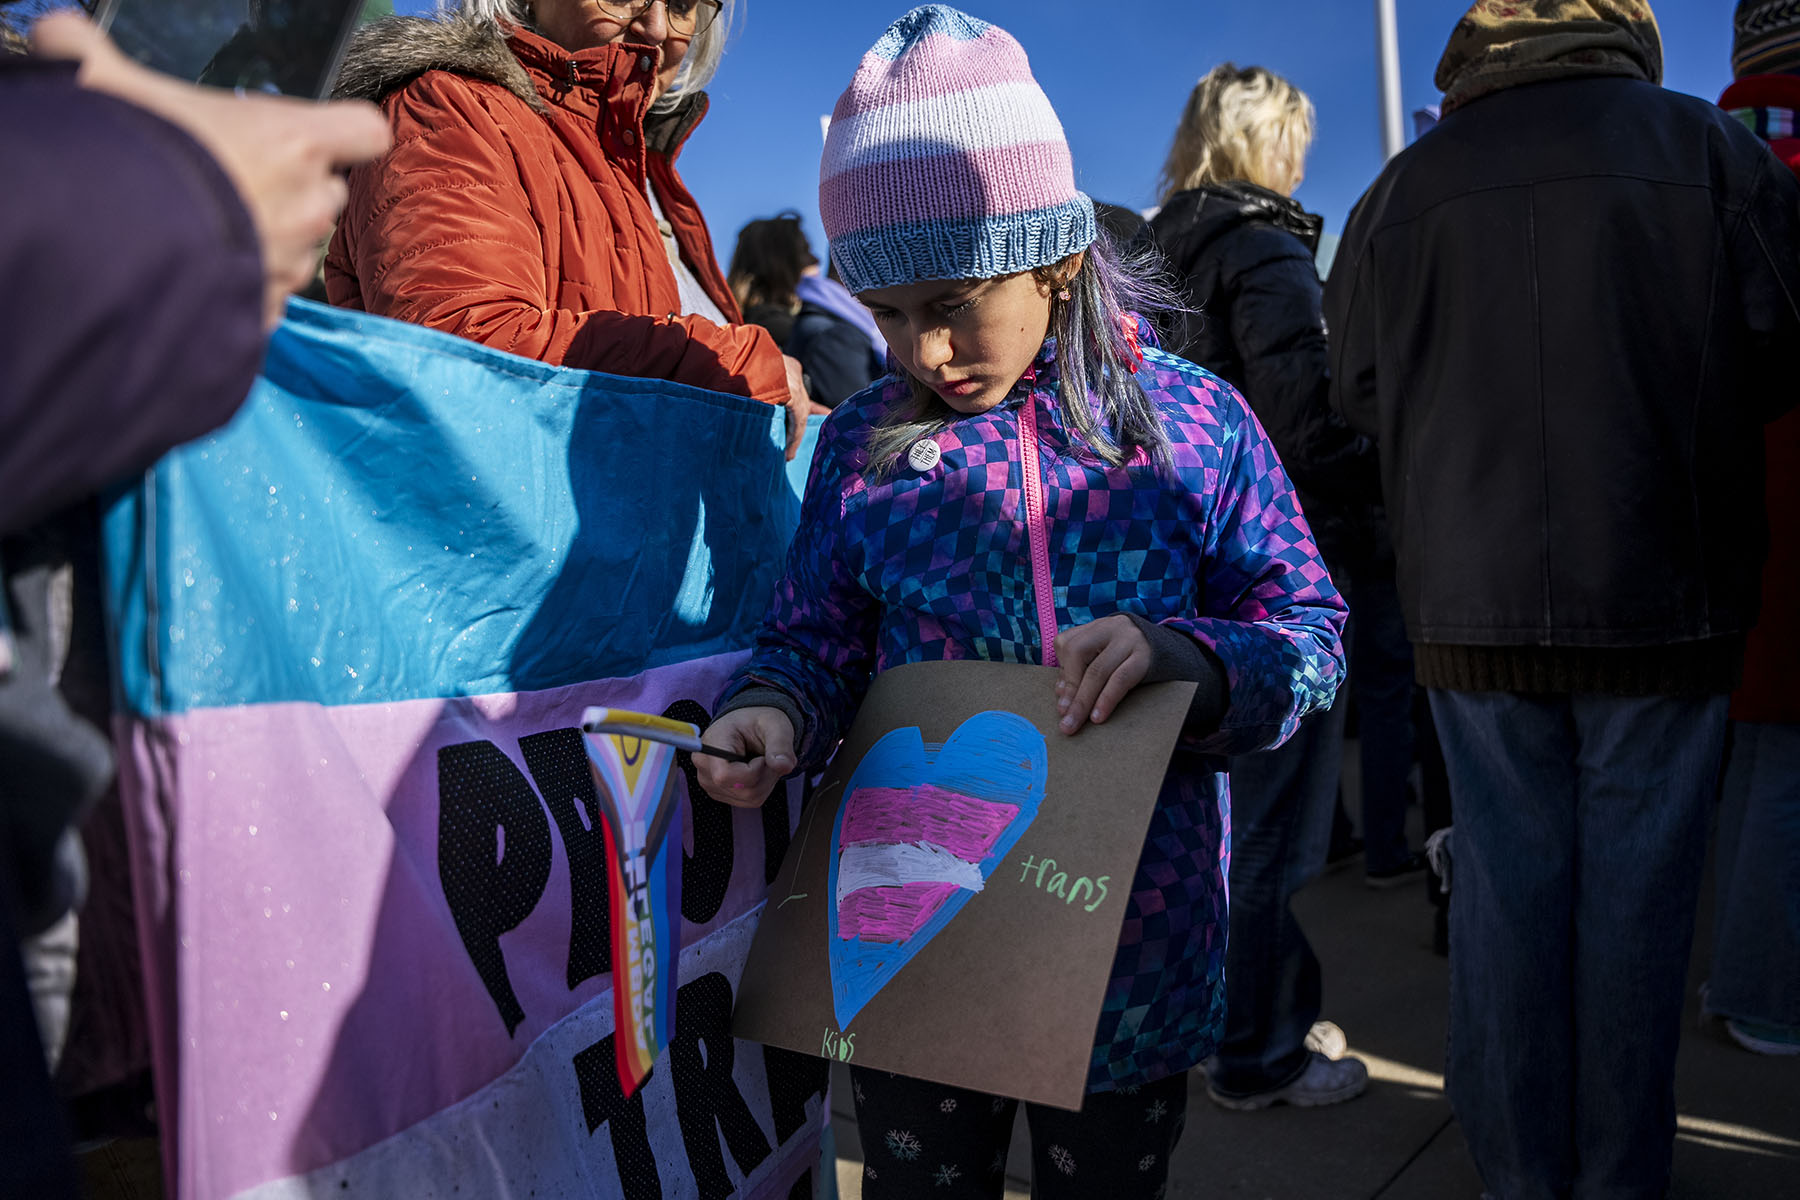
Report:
827,710,1048,1030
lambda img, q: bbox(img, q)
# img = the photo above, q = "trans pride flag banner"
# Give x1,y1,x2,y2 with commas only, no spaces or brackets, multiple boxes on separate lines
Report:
102,300,832,1199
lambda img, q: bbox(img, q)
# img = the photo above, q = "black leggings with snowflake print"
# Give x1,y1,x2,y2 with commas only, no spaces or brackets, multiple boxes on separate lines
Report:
847,1066,1188,1198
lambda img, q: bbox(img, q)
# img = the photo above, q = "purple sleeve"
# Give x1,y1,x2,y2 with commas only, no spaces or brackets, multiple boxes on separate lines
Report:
718,405,882,771
1166,381,1348,756
0,60,265,536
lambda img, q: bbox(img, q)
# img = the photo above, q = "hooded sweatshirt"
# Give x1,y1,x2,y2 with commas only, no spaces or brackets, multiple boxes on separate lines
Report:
1436,0,1662,112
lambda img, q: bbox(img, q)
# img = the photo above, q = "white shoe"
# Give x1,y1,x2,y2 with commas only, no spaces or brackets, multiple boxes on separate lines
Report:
1304,1020,1348,1060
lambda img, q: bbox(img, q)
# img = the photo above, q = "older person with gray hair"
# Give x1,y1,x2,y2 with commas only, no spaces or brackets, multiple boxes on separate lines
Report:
325,0,815,452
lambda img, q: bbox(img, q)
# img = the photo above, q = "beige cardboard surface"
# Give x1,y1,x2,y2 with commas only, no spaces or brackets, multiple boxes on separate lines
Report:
733,660,1192,1110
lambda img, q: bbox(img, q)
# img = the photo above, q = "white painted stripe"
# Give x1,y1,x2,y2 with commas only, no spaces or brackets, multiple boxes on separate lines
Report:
822,81,1066,182
835,841,986,903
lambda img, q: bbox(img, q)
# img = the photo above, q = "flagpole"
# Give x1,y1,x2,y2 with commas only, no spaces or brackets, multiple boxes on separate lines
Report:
1376,0,1405,159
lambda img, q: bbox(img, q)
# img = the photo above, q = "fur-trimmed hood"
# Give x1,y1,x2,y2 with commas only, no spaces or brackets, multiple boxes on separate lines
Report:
323,11,771,403
332,13,710,149
334,15,546,111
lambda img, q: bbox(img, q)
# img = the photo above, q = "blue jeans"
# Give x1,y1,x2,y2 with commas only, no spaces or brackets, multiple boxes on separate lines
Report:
1429,689,1727,1200
1211,695,1347,1095
1708,721,1800,1027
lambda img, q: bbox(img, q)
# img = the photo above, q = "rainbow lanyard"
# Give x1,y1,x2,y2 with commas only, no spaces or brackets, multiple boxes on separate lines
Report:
581,709,690,1096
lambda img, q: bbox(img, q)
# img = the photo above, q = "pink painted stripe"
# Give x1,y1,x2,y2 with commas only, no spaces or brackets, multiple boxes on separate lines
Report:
1019,397,1059,666
837,882,957,942
820,141,1076,237
831,28,1031,121
840,784,1019,860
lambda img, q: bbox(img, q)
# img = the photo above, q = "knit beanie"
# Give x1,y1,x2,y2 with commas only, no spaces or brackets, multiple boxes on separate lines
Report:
1734,1,1800,76
1724,3,1800,179
819,5,1096,295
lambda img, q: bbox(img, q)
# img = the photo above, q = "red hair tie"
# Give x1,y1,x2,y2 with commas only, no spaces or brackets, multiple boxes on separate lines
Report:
1117,314,1144,371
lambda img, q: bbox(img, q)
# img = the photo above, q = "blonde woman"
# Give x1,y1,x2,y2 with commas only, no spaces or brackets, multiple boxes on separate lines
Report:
1148,64,1384,1113
1149,65,1369,502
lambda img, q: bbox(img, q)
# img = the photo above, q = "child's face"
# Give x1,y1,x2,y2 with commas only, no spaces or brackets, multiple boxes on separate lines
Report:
859,271,1058,415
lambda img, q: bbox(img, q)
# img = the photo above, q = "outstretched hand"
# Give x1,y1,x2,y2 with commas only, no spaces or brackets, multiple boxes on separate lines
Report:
1053,614,1151,736
780,356,828,462
694,706,797,808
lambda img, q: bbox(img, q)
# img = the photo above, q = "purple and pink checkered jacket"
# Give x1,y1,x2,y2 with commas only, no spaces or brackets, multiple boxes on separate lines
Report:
722,330,1347,1090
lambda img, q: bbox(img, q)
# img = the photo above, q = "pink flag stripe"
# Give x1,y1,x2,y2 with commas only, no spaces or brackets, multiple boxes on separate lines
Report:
839,784,1020,860
831,27,1031,121
820,141,1077,238
115,655,793,1200
837,881,958,943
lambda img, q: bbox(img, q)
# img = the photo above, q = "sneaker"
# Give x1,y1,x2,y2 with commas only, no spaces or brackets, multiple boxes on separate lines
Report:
1304,1020,1348,1060
1206,1051,1369,1111
1725,1018,1800,1056
1365,852,1428,890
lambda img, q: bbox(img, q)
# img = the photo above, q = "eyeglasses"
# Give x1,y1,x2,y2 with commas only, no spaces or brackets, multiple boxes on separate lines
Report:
595,0,723,38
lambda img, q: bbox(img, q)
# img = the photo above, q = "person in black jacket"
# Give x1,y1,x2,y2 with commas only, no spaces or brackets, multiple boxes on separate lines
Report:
1324,3,1800,1196
727,212,886,408
1149,62,1377,1114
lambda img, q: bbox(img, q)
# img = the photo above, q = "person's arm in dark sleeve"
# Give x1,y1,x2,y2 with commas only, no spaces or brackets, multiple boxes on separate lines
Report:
1227,236,1380,507
790,313,881,407
0,61,265,536
1323,196,1379,439
1126,614,1230,736
1732,149,1800,423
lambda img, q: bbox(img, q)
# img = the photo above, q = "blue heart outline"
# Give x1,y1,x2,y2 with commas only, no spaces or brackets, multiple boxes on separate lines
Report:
827,710,1049,1030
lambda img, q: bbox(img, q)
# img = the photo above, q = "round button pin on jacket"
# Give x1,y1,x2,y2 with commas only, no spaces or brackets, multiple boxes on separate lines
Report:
908,438,942,473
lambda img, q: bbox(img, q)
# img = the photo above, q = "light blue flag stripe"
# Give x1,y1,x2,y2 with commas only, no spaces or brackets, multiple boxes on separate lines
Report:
105,300,810,718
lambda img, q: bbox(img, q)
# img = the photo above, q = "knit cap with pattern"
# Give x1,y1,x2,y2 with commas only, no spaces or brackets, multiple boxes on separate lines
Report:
819,5,1096,295
1725,3,1800,187
1734,0,1800,76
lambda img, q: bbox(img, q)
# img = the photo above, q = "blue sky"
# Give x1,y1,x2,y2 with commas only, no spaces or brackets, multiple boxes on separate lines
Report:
391,1,1735,271
686,0,1732,266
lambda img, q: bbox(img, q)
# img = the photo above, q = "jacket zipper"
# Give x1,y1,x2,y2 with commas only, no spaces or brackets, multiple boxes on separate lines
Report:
1017,396,1059,668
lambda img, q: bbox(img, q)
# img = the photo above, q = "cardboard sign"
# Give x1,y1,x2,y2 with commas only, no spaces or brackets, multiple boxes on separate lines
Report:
734,660,1193,1111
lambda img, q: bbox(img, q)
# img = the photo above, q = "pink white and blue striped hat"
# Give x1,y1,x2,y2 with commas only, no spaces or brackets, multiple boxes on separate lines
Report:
820,5,1097,295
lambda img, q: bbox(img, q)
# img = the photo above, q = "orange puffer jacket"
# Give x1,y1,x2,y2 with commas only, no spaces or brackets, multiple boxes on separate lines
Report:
325,18,785,404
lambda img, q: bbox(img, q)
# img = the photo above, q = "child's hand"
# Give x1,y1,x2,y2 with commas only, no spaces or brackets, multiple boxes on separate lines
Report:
694,707,797,808
1053,615,1151,736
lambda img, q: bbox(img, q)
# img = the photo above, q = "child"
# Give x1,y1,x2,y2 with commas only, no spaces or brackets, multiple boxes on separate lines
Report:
695,7,1345,1196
